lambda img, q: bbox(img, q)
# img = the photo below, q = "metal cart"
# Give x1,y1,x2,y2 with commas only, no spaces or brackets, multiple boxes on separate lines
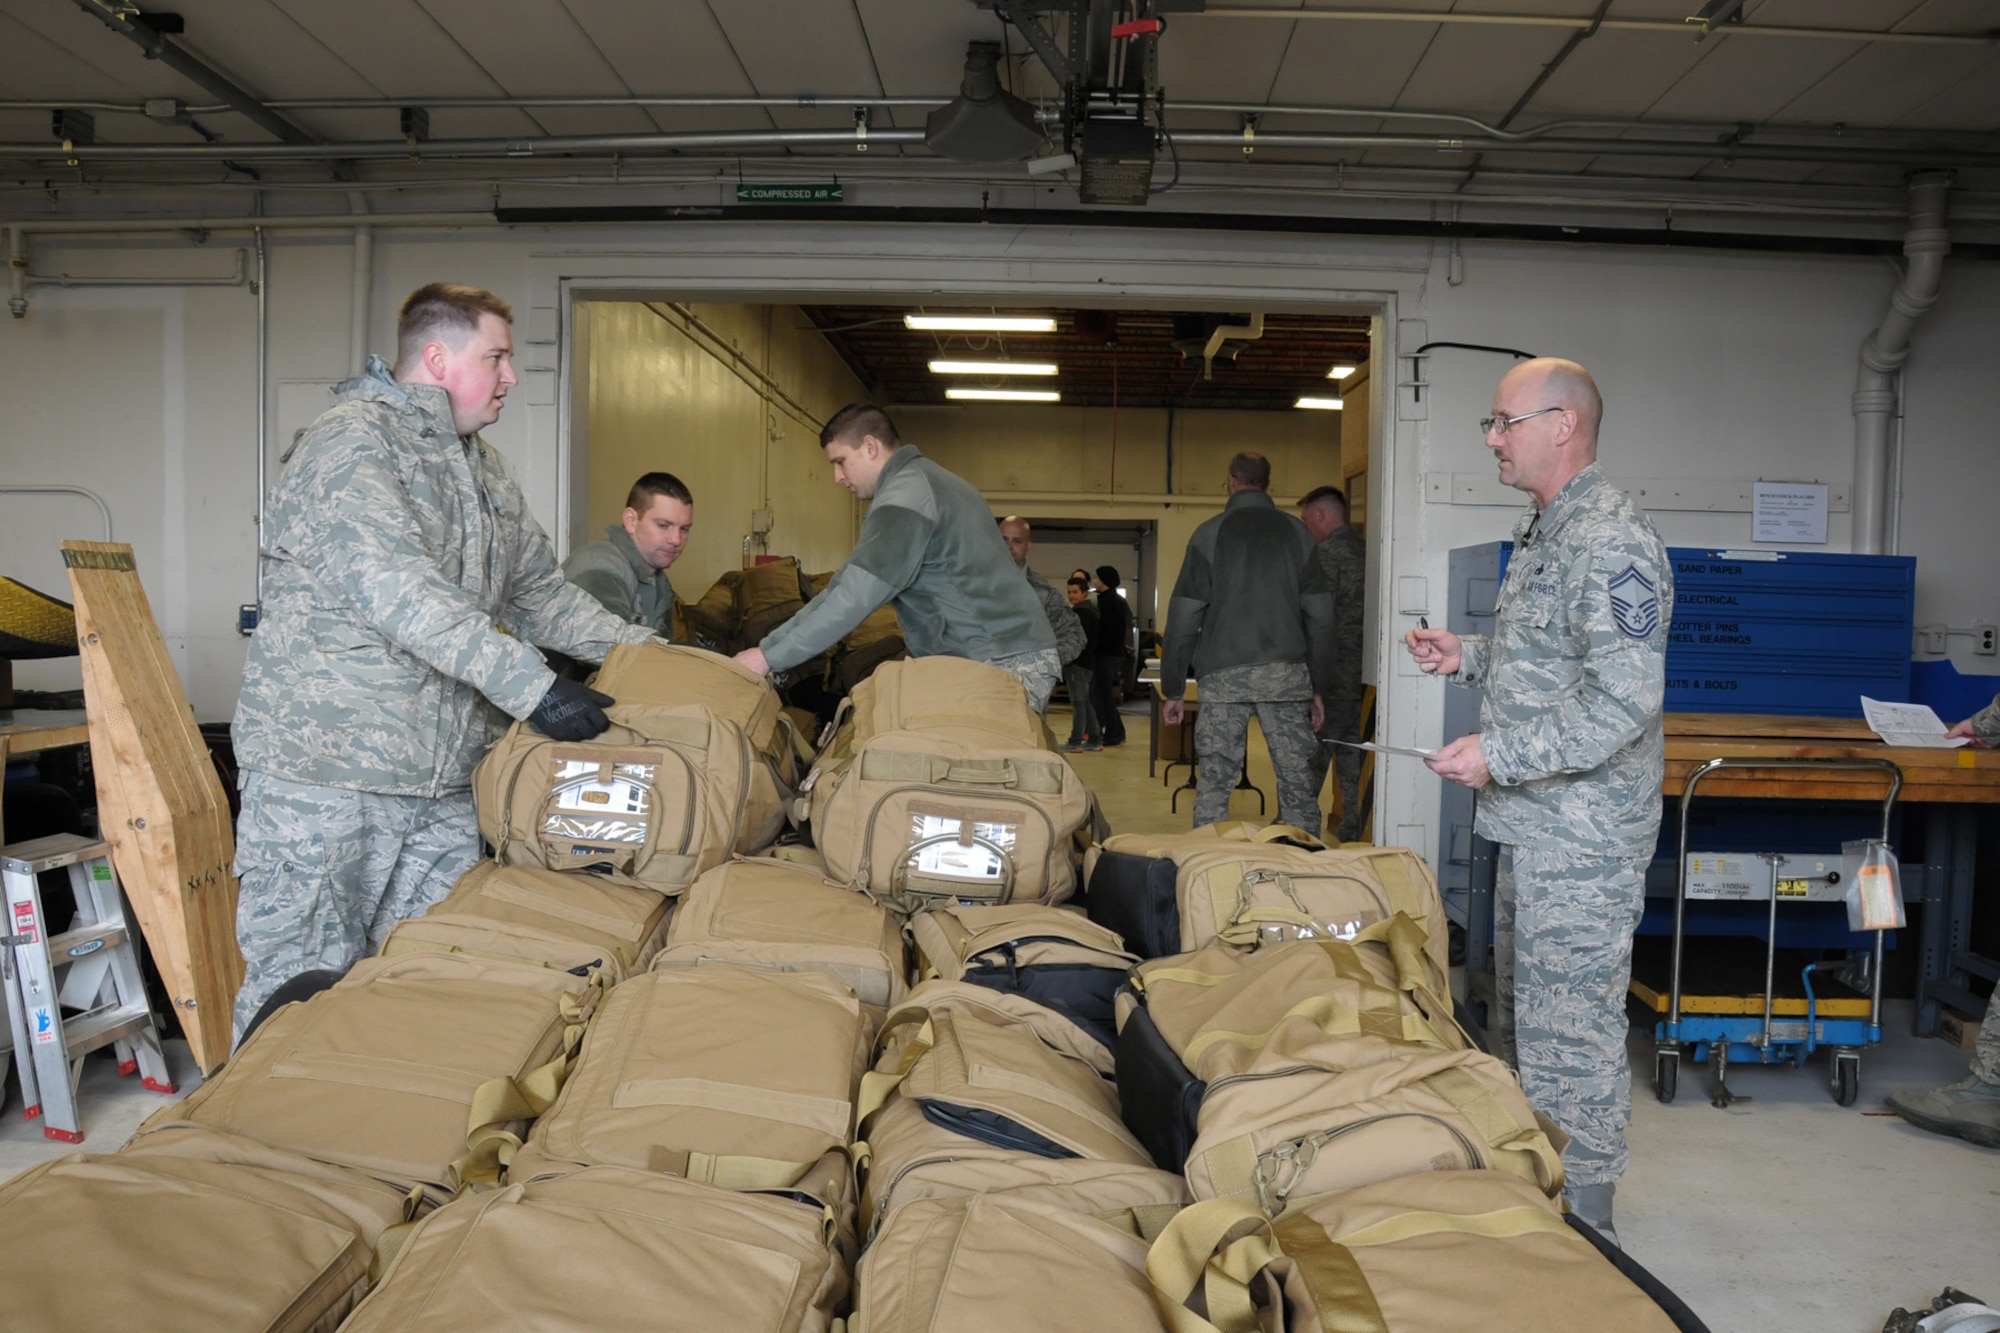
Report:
1651,756,1901,1109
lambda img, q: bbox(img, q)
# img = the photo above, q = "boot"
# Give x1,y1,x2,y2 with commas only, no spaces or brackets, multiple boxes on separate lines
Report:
1885,1075,2000,1149
1565,1182,1618,1249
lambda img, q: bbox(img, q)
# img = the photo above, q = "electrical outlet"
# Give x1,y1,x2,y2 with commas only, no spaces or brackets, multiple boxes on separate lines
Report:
1977,623,1997,656
1917,626,1948,655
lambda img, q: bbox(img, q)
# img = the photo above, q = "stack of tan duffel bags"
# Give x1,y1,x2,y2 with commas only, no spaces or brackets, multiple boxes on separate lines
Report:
0,647,1698,1331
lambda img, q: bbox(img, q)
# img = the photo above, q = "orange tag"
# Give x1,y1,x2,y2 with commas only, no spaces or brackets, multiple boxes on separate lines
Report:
1960,750,1978,769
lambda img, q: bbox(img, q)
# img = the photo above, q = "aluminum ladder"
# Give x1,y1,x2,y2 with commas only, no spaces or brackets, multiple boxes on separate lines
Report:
2,833,176,1141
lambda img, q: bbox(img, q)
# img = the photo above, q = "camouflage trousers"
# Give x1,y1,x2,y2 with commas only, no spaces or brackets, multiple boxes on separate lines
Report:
1062,661,1097,744
1306,691,1366,842
231,769,481,1044
989,646,1063,714
1192,698,1323,837
1977,986,2000,1086
1493,843,1648,1188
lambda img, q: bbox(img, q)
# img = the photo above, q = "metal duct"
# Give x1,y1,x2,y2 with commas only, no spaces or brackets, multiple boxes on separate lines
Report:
1852,172,1952,555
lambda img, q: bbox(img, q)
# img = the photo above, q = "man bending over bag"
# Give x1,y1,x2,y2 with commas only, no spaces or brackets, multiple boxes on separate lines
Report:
230,283,658,1041
734,404,1060,708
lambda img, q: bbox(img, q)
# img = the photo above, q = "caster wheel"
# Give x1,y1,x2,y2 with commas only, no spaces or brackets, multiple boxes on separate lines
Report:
1833,1057,1859,1108
1656,1051,1678,1104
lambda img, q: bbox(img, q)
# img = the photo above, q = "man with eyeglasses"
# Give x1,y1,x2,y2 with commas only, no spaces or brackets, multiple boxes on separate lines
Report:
1404,357,1671,1246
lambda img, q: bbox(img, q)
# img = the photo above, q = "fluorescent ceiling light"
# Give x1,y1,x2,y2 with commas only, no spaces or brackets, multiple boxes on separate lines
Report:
906,314,1058,333
929,359,1059,376
947,387,1061,403
1327,364,1357,379
1295,396,1345,411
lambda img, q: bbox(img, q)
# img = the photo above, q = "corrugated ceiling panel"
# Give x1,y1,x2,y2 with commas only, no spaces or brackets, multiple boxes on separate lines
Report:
163,0,380,100
1393,22,1581,120
1773,42,1998,126
0,1,201,100
1642,29,1867,122
1895,55,2000,129
1159,13,1303,103
708,1,884,131
270,0,508,98
1262,19,1455,110
563,0,768,135
1528,30,1715,120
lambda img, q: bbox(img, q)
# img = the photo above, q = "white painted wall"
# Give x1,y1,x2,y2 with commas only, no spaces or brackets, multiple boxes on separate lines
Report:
2,220,1994,871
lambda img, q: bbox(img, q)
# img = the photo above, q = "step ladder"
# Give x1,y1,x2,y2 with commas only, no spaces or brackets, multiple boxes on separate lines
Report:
1,833,176,1142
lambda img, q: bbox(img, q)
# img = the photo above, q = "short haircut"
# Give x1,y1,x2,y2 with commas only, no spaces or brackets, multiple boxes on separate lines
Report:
1096,564,1122,589
626,472,693,513
1228,451,1272,491
1300,485,1347,518
820,403,901,450
1067,576,1091,593
396,283,513,370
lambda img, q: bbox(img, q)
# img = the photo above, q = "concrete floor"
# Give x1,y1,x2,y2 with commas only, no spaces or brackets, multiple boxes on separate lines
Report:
4,699,1994,1331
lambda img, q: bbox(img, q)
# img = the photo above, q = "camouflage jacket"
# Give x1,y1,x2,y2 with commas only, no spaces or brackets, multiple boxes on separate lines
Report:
1027,565,1089,665
562,523,676,636
1967,694,2000,745
1313,523,1367,705
1452,464,1673,858
234,359,655,796
759,445,1055,672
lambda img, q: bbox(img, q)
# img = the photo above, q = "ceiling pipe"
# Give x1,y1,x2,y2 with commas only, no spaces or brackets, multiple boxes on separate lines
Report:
68,0,317,144
1202,312,1264,381
3,212,494,235
1851,171,1952,556
3,125,1988,169
1193,6,1998,45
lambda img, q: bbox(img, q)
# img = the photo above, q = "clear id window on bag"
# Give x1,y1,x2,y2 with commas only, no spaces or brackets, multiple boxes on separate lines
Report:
546,759,654,845
906,809,1020,882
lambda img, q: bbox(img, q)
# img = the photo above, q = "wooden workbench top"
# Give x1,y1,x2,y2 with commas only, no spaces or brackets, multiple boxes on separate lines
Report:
0,708,91,756
1663,712,2000,803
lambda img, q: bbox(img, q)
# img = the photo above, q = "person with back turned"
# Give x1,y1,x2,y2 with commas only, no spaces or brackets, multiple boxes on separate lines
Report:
230,283,655,1042
1403,356,1671,1245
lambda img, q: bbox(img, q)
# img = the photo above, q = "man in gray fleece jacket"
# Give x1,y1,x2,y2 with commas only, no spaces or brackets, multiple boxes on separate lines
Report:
734,404,1060,708
1160,451,1336,833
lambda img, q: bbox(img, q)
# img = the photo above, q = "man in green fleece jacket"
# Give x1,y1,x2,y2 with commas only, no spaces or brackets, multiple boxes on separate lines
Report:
562,471,693,636
1160,451,1336,834
734,404,1060,707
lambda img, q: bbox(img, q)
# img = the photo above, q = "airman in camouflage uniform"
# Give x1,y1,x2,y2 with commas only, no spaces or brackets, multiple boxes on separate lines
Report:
231,285,655,1040
1407,358,1670,1241
1884,692,2000,1148
1300,486,1368,841
1161,452,1336,835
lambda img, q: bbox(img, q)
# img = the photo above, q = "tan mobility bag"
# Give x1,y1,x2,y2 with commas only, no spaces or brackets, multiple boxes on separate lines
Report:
1147,1171,1680,1333
1086,821,1325,877
1169,843,1452,980
907,902,1136,1051
856,981,1151,1235
654,856,909,1008
340,1165,847,1333
378,914,631,984
0,1127,414,1333
591,639,812,786
853,1191,1173,1333
387,860,675,975
509,965,871,1188
138,952,599,1194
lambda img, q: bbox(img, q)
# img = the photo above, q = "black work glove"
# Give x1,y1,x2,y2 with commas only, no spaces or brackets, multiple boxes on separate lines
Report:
529,677,617,742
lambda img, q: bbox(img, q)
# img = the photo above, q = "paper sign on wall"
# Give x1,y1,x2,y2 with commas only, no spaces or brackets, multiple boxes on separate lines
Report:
1752,482,1828,544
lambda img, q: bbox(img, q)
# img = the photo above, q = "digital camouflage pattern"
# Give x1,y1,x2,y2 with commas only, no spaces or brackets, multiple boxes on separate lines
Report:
1192,661,1322,835
231,771,481,1039
234,358,655,797
562,522,676,636
1451,463,1673,858
1448,461,1670,1190
1306,523,1367,841
1492,845,1648,1187
1979,989,2000,1086
990,645,1064,714
1967,692,2000,747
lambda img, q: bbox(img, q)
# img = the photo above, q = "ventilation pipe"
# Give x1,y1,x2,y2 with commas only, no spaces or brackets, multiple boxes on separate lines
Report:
1852,171,1951,555
348,192,372,375
1202,313,1265,381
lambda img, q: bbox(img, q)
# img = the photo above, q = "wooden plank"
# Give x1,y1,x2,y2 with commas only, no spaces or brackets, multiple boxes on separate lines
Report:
1665,712,1877,741
63,541,240,1073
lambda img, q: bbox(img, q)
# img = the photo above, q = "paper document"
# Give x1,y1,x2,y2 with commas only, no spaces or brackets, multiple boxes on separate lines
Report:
1860,697,1968,749
1326,739,1436,760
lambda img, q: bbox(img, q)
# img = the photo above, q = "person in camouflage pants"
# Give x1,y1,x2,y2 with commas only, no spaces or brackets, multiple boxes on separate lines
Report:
1884,692,2000,1148
231,284,658,1041
1407,358,1672,1243
1299,485,1367,841
1160,452,1336,836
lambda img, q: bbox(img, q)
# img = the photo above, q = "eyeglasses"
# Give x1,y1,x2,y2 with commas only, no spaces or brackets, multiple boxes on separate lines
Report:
1479,405,1565,436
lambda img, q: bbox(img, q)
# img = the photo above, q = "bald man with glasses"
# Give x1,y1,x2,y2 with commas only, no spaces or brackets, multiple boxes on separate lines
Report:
1404,356,1672,1246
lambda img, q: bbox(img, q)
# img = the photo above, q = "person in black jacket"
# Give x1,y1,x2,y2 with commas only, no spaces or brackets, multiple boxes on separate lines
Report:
1090,565,1132,747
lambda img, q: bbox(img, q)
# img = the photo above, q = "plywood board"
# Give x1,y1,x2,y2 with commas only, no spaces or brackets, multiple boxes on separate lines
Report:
63,541,240,1072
